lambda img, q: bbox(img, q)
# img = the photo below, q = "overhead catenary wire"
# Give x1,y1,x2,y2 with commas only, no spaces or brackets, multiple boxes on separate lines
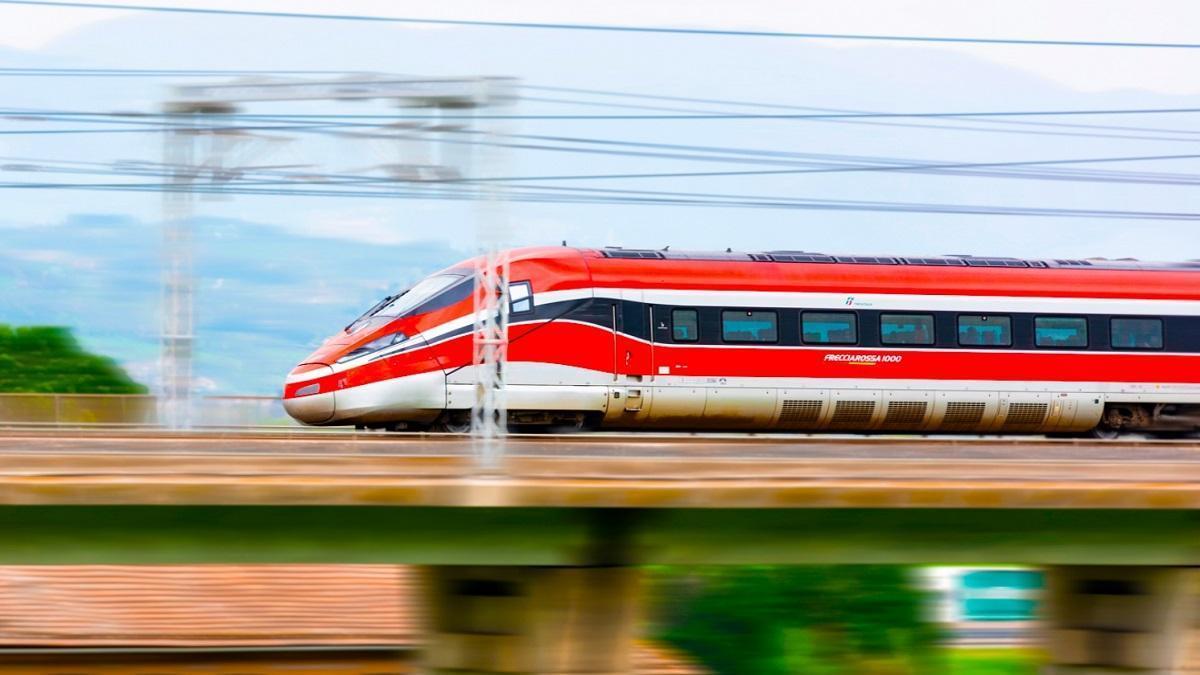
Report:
10,105,1200,121
6,102,1200,213
450,152,1200,184
0,124,347,135
4,0,1200,50
0,67,366,77
14,107,1200,148
5,145,1200,220
5,71,1200,143
8,117,1200,188
3,168,1200,222
2,69,1198,140
520,84,1200,142
13,105,1200,158
14,106,1200,173
3,68,1199,138
10,125,1200,188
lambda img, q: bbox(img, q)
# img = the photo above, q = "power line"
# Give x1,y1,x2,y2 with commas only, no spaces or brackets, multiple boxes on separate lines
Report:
8,114,1200,188
524,84,1200,139
0,123,349,135
6,71,1200,143
2,157,1199,220
11,112,1200,150
0,67,356,77
3,71,1197,145
9,102,1200,191
10,132,1199,190
15,147,1200,188
0,72,1192,138
10,106,1200,190
4,178,1198,222
457,152,1200,184
0,71,1194,139
497,182,1200,221
8,106,1200,121
4,0,1200,50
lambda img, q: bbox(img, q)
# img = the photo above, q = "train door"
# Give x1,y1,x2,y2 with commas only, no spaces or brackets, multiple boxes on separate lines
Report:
610,290,653,416
616,289,653,378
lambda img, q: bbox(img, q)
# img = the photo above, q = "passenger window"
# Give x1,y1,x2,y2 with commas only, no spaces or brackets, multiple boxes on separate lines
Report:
802,312,858,345
509,281,533,314
672,309,699,342
1035,317,1088,348
721,310,778,343
1111,318,1163,350
880,314,935,346
958,315,1012,347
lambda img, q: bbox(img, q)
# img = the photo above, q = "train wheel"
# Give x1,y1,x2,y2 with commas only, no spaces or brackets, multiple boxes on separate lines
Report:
521,413,593,434
433,413,472,434
1089,427,1121,440
386,422,430,432
545,414,588,434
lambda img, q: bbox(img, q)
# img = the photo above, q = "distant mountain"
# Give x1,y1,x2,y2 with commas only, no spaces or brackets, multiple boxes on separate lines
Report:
0,213,461,394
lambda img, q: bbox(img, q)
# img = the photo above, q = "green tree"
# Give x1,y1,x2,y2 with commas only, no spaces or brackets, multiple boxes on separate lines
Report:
651,566,943,675
0,325,146,393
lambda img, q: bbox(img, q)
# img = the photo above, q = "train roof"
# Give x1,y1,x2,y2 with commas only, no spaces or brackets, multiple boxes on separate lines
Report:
592,247,1200,272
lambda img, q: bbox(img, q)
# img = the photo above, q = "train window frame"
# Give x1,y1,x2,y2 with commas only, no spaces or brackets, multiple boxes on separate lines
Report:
720,309,779,344
801,311,859,346
957,314,1013,348
1110,317,1164,351
672,308,699,343
509,281,533,315
1034,316,1089,349
879,313,936,346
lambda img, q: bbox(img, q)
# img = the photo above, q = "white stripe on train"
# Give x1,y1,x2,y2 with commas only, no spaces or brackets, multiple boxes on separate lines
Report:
540,287,1200,316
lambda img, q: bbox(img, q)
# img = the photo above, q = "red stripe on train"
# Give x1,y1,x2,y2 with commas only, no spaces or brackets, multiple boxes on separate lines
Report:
285,321,1200,398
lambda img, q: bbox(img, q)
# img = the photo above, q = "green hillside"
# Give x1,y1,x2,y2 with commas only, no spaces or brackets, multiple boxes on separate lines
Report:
0,325,147,394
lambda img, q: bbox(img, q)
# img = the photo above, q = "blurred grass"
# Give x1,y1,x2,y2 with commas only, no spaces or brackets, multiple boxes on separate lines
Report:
652,566,943,675
944,648,1042,675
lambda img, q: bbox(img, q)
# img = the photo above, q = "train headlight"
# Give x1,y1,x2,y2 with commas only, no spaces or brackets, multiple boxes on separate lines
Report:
337,332,406,363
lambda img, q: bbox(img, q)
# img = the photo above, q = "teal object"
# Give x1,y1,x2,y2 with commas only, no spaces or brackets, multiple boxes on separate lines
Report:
959,569,1043,621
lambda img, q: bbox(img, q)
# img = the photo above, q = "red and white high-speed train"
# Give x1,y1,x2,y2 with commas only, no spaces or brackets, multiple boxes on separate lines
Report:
283,247,1200,435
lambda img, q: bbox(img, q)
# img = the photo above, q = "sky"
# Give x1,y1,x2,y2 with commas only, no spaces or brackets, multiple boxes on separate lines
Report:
0,0,1198,395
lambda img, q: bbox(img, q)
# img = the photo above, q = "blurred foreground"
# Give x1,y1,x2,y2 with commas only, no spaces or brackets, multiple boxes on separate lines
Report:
0,564,1040,675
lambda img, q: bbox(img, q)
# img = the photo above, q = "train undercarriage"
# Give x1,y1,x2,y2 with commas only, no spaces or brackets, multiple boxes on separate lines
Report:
357,404,1200,438
1095,403,1200,437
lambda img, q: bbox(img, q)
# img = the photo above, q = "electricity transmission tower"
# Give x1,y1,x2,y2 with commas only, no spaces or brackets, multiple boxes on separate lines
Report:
159,75,517,452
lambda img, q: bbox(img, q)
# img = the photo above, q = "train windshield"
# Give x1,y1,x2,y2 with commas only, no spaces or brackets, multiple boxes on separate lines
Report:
343,274,469,333
374,274,466,317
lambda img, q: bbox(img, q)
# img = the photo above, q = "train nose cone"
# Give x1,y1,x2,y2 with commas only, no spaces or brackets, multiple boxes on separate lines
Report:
283,364,335,425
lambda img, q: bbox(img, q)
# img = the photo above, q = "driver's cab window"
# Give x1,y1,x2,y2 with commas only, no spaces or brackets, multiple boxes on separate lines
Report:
375,274,465,317
510,281,533,314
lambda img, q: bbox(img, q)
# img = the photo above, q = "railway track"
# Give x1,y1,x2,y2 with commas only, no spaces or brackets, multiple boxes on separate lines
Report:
0,430,1196,507
0,428,1197,461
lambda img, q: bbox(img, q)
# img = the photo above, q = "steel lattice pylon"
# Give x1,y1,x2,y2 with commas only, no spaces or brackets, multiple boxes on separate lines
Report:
160,114,197,429
157,75,516,441
469,123,513,473
471,247,510,471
